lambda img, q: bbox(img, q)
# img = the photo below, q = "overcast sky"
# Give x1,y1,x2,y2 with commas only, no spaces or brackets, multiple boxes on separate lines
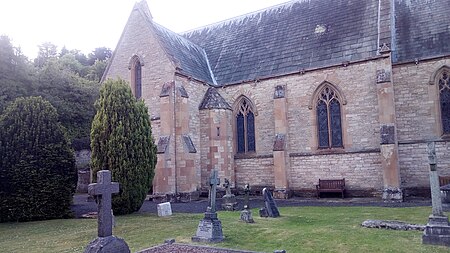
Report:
0,0,290,59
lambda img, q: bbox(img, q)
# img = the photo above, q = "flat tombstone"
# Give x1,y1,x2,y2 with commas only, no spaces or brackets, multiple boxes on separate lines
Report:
263,188,280,218
157,202,172,217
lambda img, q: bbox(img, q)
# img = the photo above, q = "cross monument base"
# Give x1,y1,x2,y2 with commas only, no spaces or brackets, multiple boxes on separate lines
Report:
84,235,130,253
191,211,224,243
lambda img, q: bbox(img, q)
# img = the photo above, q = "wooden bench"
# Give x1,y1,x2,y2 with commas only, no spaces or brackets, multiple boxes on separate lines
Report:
316,178,345,199
439,176,450,187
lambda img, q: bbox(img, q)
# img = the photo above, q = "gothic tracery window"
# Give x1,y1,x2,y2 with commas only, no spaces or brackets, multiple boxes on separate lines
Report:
236,97,256,153
439,70,450,134
316,85,343,148
131,57,142,99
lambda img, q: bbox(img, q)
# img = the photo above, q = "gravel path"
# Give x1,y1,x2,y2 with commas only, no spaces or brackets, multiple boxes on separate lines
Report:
71,194,436,218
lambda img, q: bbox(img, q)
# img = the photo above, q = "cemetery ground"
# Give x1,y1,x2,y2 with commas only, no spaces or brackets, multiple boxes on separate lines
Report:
1,196,450,253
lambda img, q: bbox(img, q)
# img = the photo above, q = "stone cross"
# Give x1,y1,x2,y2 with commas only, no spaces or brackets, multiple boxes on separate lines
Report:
208,170,220,213
427,142,443,216
88,170,120,237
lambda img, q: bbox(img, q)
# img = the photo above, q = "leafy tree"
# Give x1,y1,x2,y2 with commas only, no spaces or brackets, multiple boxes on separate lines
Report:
35,58,100,141
35,42,58,67
0,36,34,115
91,78,157,215
88,47,112,66
0,97,77,222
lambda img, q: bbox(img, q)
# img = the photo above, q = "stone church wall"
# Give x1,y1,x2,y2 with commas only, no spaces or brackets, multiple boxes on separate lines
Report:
398,141,450,196
221,59,386,194
104,7,177,140
235,156,275,189
290,151,383,197
394,57,450,196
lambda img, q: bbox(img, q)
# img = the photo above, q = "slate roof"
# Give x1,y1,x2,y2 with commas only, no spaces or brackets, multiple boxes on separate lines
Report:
152,23,216,84
183,0,380,85
393,0,450,63
199,87,232,110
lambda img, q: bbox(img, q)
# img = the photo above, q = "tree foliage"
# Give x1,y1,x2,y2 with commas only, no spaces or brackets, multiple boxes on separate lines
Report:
0,97,77,222
91,79,157,215
0,37,110,149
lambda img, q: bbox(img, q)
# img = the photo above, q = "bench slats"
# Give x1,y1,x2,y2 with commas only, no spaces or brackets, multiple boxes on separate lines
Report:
316,178,345,198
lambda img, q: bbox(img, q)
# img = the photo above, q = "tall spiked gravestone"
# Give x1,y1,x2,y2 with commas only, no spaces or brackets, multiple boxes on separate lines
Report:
422,142,450,247
192,170,224,242
84,170,130,253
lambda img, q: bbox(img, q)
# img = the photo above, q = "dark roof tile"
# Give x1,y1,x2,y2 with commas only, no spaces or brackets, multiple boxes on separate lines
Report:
184,0,379,85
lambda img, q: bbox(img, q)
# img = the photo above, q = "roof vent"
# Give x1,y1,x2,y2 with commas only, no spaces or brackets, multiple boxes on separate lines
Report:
314,24,327,34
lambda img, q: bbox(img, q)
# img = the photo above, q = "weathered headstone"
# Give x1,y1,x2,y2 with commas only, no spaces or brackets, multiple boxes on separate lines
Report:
192,169,224,243
157,202,172,217
259,188,280,218
422,142,450,247
84,170,130,253
240,183,254,223
221,178,238,211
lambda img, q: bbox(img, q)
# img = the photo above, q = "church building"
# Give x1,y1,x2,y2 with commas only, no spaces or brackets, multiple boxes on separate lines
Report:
102,0,450,201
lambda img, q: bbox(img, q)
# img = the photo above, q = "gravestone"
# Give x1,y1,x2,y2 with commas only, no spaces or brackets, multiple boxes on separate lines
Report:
84,170,130,253
192,169,224,243
240,183,254,223
422,142,450,247
259,188,280,218
157,202,172,217
221,178,238,211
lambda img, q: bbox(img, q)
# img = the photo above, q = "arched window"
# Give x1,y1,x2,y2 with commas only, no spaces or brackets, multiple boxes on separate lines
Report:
235,97,256,153
316,85,343,148
130,57,142,99
439,69,450,134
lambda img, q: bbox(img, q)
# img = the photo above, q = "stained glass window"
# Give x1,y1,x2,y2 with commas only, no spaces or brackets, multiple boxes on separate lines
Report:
135,61,142,99
316,85,343,148
235,97,256,153
439,70,450,134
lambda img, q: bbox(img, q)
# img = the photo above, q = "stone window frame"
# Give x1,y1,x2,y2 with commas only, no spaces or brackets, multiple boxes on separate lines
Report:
233,95,257,154
128,55,144,99
430,65,450,137
309,81,347,150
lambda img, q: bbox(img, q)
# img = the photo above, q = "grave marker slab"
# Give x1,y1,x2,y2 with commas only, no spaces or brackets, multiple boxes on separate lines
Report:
157,202,172,217
261,188,280,218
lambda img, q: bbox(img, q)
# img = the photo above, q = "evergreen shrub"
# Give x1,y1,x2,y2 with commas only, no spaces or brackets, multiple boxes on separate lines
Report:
0,97,77,222
91,78,156,215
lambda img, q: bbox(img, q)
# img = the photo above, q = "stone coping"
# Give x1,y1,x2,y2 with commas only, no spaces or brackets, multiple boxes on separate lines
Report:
137,243,264,253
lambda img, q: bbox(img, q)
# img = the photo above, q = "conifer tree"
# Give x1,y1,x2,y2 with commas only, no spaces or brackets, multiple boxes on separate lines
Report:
90,78,156,215
0,97,77,222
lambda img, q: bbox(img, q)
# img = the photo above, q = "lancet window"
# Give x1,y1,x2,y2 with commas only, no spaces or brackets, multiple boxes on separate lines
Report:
439,70,450,134
316,85,343,148
236,97,256,153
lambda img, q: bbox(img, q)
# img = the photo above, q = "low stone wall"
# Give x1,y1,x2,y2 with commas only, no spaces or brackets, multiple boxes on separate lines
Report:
290,150,383,196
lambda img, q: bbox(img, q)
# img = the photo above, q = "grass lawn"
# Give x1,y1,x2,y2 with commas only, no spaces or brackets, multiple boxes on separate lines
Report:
0,206,449,253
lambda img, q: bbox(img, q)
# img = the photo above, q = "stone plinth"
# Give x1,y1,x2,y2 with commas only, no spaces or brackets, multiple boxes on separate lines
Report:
192,212,224,243
423,215,450,247
84,235,130,253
